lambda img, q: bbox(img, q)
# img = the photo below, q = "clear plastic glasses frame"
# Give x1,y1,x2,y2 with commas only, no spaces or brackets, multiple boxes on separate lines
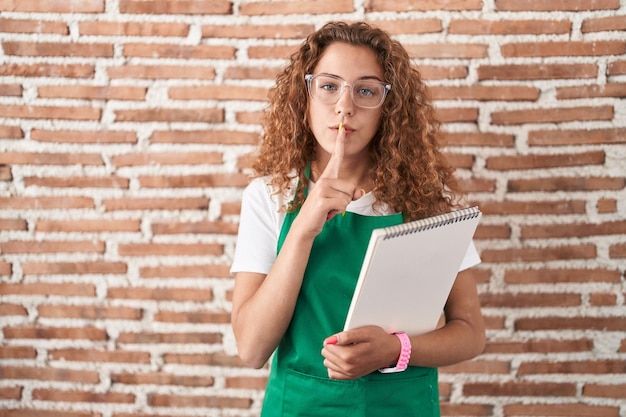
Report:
305,73,391,109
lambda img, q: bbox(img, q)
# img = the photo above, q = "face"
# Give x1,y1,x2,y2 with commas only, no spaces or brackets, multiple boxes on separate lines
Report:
307,42,385,161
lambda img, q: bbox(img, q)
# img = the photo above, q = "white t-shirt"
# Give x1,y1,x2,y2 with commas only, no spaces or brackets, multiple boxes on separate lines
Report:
230,176,481,275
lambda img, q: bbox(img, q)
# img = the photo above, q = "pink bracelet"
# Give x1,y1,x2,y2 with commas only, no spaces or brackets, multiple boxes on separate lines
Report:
378,332,411,373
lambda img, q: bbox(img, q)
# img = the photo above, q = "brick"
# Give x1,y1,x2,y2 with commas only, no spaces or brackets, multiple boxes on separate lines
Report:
241,0,353,15
518,359,626,374
151,220,239,235
609,243,626,258
440,360,511,374
224,65,283,80
138,173,249,188
0,218,26,231
0,240,104,254
474,224,511,239
150,129,259,144
169,85,269,101
123,43,235,59
118,242,222,257
0,0,104,12
367,19,442,35
522,220,626,239
0,410,98,417
0,345,37,359
3,41,113,57
405,43,487,59
111,151,222,167
492,105,613,125
457,178,497,193
0,196,94,210
107,286,213,302
439,403,493,417
583,15,626,32
0,366,99,383
436,107,478,123
248,44,305,60
478,64,597,80
495,0,620,11
0,105,100,121
483,338,593,354
516,318,626,332
25,176,129,189
528,127,626,146
365,0,482,12
114,108,223,123
0,261,12,275
476,200,586,215
608,59,626,75
36,219,140,232
0,303,27,316
0,165,12,181
22,262,127,275
589,292,617,306
480,292,581,308
431,85,539,101
202,23,313,39
0,63,94,78
4,325,106,340
78,21,189,36
139,264,231,279
504,403,619,417
597,198,617,213
509,177,625,192
486,151,604,170
583,383,626,398
449,19,571,35
505,268,621,284
32,389,134,404
445,153,474,169
0,18,68,34
163,352,244,367
103,197,209,211
0,152,103,165
557,83,626,99
108,64,216,80
154,309,230,323
111,372,214,386
119,0,231,14
49,349,150,363
117,331,221,344
148,393,251,408
0,125,23,139
418,65,469,80
480,244,596,263
38,85,147,101
464,381,576,397
39,305,142,320
444,132,515,147
0,84,21,96
31,129,137,144
502,41,625,57
0,282,95,296
225,376,268,389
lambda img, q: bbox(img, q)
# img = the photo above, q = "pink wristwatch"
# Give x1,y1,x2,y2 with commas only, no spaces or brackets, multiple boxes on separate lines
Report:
378,332,411,373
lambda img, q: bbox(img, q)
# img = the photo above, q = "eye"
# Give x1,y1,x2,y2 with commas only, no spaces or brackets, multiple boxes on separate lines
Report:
355,83,381,98
318,80,340,93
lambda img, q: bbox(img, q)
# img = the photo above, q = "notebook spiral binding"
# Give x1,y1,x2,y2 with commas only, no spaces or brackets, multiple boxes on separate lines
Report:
383,206,481,239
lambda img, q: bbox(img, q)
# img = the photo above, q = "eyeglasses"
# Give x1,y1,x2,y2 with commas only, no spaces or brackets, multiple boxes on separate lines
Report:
305,74,391,109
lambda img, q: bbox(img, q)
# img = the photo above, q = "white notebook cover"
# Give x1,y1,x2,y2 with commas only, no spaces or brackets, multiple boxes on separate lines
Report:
343,206,482,336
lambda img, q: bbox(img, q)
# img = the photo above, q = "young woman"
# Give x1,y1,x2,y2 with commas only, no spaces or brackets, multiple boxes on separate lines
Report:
230,21,485,417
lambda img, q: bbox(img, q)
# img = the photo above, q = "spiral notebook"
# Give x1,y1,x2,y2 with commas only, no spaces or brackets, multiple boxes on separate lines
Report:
343,206,482,336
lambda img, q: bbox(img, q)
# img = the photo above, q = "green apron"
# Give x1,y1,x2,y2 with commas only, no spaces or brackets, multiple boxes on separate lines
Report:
261,183,440,417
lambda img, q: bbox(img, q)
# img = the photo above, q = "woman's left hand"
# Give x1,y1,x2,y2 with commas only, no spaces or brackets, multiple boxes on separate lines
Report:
321,326,400,380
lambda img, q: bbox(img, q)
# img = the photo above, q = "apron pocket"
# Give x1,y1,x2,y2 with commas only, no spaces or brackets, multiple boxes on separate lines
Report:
283,368,365,416
366,373,439,417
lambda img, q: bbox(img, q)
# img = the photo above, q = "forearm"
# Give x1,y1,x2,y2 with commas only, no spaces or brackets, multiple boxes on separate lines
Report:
232,227,315,368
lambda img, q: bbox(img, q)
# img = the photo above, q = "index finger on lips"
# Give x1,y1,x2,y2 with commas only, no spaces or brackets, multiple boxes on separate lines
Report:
319,119,345,180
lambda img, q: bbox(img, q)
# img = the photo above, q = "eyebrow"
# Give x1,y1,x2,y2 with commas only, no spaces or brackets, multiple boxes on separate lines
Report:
319,72,385,82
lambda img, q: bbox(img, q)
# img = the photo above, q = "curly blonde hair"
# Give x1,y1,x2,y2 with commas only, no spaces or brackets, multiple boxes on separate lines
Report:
253,21,460,221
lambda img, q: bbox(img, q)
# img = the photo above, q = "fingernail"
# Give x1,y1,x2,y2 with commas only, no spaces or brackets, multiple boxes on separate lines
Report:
325,335,338,345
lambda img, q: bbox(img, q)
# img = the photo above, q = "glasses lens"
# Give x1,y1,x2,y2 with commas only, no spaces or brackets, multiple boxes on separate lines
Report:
308,75,387,108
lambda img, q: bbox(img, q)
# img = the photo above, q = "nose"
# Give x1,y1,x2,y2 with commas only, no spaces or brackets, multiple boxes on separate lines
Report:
334,84,354,116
